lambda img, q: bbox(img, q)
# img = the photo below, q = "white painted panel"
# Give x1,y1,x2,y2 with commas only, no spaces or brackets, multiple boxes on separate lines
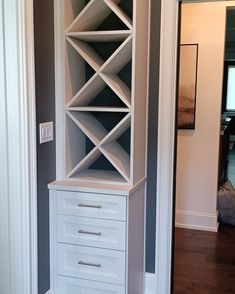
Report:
66,37,103,70
145,273,156,294
57,243,126,284
65,115,86,175
101,113,131,145
57,215,126,250
56,190,127,221
66,0,114,32
64,0,85,28
100,142,130,181
104,0,132,29
67,147,100,178
56,275,125,294
131,0,150,185
67,74,105,107
102,36,132,74
100,73,131,107
127,182,146,294
67,111,108,144
65,36,85,103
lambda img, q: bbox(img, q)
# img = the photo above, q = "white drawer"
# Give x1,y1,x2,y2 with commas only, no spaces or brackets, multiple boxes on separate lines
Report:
56,276,125,294
57,215,126,251
56,190,126,221
57,243,126,285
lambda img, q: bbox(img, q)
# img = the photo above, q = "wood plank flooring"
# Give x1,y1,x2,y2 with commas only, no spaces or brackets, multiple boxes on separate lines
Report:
173,226,235,294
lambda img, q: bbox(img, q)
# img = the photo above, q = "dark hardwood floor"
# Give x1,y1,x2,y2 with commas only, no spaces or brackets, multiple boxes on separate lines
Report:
173,226,235,294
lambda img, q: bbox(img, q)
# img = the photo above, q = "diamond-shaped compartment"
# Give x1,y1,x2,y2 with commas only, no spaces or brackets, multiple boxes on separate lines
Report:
66,35,132,107
66,0,132,33
66,111,131,182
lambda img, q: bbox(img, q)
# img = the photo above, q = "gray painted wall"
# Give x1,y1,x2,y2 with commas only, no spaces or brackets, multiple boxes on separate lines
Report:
34,0,160,291
146,0,161,273
34,0,55,293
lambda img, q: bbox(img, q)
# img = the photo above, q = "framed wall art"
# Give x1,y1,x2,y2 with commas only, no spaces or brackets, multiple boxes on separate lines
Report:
178,44,198,129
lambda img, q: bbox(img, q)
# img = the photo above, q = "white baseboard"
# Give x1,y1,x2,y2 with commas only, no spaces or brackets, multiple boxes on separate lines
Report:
145,272,156,294
175,210,218,232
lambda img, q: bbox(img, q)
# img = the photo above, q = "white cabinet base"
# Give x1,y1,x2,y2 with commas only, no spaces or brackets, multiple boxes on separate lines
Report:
56,276,125,294
49,180,146,294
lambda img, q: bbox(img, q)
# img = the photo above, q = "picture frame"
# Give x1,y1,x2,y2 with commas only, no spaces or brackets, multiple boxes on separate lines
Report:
178,44,198,130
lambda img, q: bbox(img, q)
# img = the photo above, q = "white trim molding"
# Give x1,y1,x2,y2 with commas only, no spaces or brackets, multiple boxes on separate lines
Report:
175,210,219,232
0,0,37,294
155,0,179,294
145,273,156,294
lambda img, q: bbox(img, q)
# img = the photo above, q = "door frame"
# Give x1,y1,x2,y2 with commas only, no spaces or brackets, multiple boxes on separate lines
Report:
0,0,38,293
1,0,180,293
155,0,179,293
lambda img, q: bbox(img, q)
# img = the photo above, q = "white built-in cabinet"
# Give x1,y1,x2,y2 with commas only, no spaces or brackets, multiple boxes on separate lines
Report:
49,0,150,293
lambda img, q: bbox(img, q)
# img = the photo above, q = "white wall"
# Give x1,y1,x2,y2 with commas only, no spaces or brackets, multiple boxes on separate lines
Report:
176,2,235,231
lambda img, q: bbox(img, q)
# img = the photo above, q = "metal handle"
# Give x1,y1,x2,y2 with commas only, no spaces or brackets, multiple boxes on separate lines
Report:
78,203,102,209
78,229,102,236
78,260,102,268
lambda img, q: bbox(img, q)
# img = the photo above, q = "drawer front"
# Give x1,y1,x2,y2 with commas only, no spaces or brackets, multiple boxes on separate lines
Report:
57,215,126,251
57,243,126,285
56,191,126,221
56,276,125,294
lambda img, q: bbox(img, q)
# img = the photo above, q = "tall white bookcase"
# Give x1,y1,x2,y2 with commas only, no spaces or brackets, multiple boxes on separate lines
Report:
49,0,150,293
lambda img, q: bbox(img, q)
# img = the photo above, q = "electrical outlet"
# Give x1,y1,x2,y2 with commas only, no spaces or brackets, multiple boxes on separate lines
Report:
39,122,54,144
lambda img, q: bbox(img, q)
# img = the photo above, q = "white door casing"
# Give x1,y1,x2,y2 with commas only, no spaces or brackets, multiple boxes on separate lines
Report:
0,0,180,293
155,0,179,293
0,0,37,294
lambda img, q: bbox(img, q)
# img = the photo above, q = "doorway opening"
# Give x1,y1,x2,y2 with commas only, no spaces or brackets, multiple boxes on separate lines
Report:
173,1,235,293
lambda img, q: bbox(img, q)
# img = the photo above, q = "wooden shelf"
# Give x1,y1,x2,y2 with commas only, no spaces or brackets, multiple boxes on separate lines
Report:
67,35,132,74
103,0,133,29
67,107,130,112
67,111,108,144
66,37,104,71
66,0,112,32
101,113,131,145
67,74,105,107
66,30,132,42
70,169,128,185
101,35,132,74
100,73,131,107
100,142,130,182
66,0,131,33
67,147,100,178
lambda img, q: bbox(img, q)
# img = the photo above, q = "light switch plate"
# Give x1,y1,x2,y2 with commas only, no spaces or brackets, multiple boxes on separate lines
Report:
39,122,54,144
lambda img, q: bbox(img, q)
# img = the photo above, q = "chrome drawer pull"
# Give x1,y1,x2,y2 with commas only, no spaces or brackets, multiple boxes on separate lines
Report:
78,229,102,236
78,203,102,209
78,261,102,268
